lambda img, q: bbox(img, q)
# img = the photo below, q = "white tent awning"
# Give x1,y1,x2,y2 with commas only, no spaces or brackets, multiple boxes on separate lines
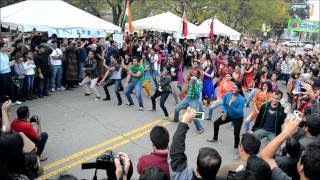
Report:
198,19,241,40
0,0,121,37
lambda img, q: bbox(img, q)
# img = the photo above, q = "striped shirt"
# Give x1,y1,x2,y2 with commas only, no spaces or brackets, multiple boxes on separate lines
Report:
281,61,292,74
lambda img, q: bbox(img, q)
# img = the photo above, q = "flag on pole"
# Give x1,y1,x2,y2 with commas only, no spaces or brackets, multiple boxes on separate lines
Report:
182,10,188,37
124,0,134,33
209,19,214,41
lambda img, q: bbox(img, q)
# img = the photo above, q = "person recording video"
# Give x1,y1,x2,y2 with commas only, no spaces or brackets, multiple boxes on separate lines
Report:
11,106,48,161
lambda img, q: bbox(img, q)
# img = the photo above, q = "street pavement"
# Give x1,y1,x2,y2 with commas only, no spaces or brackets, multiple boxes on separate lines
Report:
9,80,288,179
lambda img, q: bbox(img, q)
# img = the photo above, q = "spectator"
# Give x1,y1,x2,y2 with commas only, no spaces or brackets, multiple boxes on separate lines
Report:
252,90,287,141
23,51,37,100
245,155,271,180
14,52,26,102
260,117,320,180
217,133,261,177
137,126,170,177
11,106,48,161
50,41,64,92
170,107,224,180
34,45,50,97
298,113,320,149
0,41,22,105
0,133,30,179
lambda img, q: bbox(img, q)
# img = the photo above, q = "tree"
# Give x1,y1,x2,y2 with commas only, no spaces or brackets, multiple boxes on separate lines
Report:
0,0,23,8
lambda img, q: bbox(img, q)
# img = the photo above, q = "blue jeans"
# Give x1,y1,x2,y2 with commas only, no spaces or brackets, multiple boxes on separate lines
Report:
246,88,257,106
125,81,143,108
78,62,84,82
150,70,158,88
25,75,34,91
51,65,62,89
253,128,276,141
174,97,203,130
37,77,49,96
17,79,24,99
243,113,252,133
207,99,223,120
35,132,48,155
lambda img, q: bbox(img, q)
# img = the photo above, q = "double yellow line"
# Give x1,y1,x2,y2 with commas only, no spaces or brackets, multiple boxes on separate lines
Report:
40,114,175,179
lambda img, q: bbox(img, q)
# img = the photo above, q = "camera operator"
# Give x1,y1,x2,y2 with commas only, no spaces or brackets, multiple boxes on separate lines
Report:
11,106,48,161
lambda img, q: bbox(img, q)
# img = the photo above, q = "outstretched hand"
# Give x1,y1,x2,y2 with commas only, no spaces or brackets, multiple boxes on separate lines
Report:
1,100,12,113
181,107,197,124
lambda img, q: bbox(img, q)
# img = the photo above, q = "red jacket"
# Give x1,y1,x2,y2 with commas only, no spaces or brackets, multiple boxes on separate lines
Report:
137,151,169,177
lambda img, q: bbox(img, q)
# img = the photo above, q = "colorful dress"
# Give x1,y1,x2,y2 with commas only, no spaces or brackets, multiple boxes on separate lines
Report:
243,65,254,89
252,90,273,121
202,69,216,100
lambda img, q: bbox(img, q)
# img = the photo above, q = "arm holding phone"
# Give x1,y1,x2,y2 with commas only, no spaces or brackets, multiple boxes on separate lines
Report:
1,100,12,133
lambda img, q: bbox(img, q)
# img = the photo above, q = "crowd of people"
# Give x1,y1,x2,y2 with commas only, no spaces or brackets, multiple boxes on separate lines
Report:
0,29,320,180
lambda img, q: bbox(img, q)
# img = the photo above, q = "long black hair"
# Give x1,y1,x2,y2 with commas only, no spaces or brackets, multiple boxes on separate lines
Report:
234,80,245,97
0,133,26,179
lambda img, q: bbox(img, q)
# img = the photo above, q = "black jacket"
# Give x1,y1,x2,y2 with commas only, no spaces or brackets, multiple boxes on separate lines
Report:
252,102,287,135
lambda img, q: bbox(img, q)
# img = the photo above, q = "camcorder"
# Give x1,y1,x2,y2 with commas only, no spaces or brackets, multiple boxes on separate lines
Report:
30,115,40,123
82,150,133,180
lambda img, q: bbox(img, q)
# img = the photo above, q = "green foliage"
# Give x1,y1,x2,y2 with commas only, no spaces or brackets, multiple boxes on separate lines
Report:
1,0,290,36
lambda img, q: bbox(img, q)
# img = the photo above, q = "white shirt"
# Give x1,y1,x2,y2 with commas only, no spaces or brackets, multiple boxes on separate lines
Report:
149,54,159,71
23,61,36,75
50,48,63,65
0,52,11,74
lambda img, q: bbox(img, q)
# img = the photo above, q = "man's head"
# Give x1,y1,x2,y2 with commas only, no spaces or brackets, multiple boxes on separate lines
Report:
246,156,271,180
132,57,139,66
261,65,268,73
139,167,168,180
239,133,261,160
150,126,169,150
52,41,57,49
15,39,23,48
298,141,320,180
196,147,222,179
271,90,283,107
304,113,320,137
17,106,30,120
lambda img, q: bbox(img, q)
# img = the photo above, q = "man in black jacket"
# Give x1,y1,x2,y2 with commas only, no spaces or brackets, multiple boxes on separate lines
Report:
252,90,287,141
170,107,225,180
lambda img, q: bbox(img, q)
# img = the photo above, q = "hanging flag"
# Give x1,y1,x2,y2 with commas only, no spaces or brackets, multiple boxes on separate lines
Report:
182,10,188,37
209,19,214,40
124,0,134,33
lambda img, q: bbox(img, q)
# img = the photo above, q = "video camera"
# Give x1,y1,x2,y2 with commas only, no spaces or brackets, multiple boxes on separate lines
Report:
82,150,133,180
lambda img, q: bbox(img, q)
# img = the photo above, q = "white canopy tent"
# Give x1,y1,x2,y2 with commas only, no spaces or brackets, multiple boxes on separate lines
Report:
0,0,121,38
198,18,241,40
131,12,200,39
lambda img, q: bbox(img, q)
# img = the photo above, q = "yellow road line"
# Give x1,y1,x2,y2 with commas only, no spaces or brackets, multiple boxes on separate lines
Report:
40,121,172,179
43,114,173,171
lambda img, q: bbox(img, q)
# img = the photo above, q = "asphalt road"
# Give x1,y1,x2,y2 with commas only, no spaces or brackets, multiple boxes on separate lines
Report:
9,79,288,179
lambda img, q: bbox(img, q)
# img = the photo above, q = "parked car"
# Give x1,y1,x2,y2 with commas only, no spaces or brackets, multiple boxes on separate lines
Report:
304,43,314,51
282,41,297,47
297,41,305,47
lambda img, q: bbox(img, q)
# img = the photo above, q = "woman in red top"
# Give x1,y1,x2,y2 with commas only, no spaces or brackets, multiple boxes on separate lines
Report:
243,60,254,91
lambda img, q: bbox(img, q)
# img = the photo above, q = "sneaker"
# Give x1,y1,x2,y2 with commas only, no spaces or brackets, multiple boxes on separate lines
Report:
94,97,101,101
234,148,240,160
139,107,144,111
51,88,55,92
207,139,218,143
57,87,65,91
102,97,111,101
148,109,156,111
78,83,82,86
15,101,23,105
196,129,204,134
162,116,170,120
126,102,134,106
84,93,91,96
